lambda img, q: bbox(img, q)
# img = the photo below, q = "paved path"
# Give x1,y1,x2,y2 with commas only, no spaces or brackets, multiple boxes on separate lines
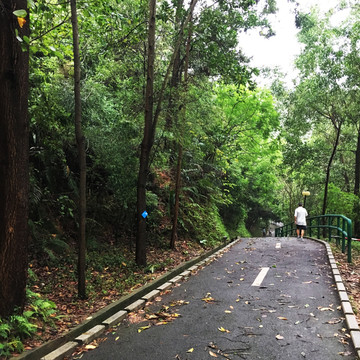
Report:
69,237,356,359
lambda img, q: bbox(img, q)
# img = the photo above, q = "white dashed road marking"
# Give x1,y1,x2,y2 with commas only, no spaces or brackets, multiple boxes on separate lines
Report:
276,242,281,249
252,267,270,287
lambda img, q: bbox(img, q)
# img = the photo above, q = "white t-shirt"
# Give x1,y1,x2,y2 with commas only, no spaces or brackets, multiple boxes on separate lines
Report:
294,206,308,226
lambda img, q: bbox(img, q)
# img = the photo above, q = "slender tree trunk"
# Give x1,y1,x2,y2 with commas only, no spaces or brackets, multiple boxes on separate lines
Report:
70,0,87,299
353,126,360,237
339,153,350,193
0,0,30,317
136,0,157,266
170,144,183,248
164,0,183,135
136,0,198,262
170,17,192,249
322,121,342,216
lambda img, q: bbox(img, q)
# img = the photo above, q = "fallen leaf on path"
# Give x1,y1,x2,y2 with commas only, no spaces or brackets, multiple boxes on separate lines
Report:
138,325,151,333
318,307,334,312
224,310,232,314
202,296,215,303
187,348,194,353
277,317,288,321
218,326,230,333
338,351,353,356
170,300,189,306
146,314,159,320
85,344,98,350
155,321,168,326
209,350,218,357
326,318,342,324
276,334,284,340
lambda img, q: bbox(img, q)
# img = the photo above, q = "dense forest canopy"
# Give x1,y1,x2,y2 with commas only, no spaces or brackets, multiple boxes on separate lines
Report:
1,0,360,355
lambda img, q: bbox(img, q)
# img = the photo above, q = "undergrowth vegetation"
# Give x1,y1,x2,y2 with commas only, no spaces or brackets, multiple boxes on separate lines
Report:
0,290,58,357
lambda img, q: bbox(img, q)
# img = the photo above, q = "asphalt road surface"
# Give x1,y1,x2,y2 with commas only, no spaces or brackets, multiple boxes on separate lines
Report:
71,237,356,360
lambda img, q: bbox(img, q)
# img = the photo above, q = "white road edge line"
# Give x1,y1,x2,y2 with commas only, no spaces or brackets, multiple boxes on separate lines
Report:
252,267,270,287
276,242,281,249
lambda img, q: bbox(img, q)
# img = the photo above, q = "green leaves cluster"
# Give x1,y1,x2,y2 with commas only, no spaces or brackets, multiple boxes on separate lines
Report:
276,1,360,231
0,290,58,358
25,0,282,254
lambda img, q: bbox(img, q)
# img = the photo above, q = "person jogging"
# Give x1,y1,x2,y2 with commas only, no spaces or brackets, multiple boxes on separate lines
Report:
294,202,308,239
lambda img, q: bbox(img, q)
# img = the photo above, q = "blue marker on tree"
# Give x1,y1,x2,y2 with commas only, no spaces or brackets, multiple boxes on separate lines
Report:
142,211,148,219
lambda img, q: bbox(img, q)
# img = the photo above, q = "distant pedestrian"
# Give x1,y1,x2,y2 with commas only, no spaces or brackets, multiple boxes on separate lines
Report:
294,202,308,239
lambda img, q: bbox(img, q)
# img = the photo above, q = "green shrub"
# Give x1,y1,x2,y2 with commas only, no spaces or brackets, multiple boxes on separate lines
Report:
0,289,59,358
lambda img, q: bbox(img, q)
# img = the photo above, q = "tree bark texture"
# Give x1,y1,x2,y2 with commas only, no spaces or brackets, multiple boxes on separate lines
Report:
0,0,30,317
136,0,157,266
70,0,87,299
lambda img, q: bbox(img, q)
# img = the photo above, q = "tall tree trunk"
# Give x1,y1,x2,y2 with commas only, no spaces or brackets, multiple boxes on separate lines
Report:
353,125,360,237
170,144,183,248
0,0,30,317
170,16,192,249
70,0,87,299
339,153,350,193
164,0,183,136
136,0,198,263
322,121,342,216
136,0,157,266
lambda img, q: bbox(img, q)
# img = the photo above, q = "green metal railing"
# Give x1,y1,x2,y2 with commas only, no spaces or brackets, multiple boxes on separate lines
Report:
275,214,352,262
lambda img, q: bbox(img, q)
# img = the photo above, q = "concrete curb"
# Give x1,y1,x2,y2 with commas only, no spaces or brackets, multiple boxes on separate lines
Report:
307,236,360,358
12,238,240,360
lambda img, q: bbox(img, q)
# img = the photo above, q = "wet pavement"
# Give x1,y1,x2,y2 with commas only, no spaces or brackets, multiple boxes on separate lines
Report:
69,237,356,360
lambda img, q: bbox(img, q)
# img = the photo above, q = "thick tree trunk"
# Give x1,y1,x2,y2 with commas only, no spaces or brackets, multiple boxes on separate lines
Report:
136,0,156,266
0,0,30,317
70,0,87,299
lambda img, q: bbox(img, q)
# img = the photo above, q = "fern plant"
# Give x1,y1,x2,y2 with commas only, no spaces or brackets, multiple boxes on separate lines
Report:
0,289,59,358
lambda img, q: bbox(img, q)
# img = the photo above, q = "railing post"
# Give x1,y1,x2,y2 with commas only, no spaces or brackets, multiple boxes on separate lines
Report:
336,217,340,247
342,218,346,253
309,218,312,237
348,219,352,263
317,217,320,239
328,216,331,243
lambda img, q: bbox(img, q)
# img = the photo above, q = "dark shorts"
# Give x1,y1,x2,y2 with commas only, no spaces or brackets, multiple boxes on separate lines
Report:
296,225,307,231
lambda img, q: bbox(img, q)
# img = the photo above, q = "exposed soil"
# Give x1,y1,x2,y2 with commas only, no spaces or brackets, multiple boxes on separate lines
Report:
18,240,208,355
332,244,360,322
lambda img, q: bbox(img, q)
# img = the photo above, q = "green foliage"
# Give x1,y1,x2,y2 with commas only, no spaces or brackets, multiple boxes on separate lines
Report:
326,184,359,220
0,290,58,357
181,200,228,247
